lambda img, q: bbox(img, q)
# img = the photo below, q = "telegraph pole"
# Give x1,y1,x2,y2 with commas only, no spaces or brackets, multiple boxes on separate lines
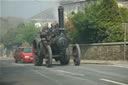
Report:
122,23,127,60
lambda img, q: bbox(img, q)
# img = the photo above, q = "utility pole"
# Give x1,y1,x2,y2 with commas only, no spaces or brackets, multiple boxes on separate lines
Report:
122,23,127,60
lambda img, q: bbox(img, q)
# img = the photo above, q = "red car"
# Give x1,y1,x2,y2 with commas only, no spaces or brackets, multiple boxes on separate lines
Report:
14,47,33,63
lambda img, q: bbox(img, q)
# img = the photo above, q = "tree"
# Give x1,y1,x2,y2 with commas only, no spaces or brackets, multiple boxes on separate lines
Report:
18,23,39,44
120,7,128,23
2,23,39,48
98,0,122,26
2,27,22,48
119,6,128,41
69,0,124,43
22,41,30,46
71,2,100,43
65,19,78,43
97,0,123,42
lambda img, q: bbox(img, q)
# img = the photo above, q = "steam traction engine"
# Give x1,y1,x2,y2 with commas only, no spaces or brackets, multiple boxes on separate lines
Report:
32,6,81,67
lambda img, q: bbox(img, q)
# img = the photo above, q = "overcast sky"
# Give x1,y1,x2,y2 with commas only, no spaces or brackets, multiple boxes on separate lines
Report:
0,0,60,18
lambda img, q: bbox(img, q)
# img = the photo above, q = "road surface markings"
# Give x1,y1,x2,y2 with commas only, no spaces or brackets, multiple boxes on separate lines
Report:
57,70,96,84
100,78,128,85
113,65,128,69
57,70,85,76
105,64,128,69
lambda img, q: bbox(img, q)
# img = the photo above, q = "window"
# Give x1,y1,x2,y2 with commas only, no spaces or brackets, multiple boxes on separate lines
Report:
22,48,32,52
19,48,22,52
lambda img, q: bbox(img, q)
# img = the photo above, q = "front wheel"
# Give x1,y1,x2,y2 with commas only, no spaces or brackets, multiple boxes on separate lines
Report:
45,45,52,67
60,55,70,65
33,42,43,66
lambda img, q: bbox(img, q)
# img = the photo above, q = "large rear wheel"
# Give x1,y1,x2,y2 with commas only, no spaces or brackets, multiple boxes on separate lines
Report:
45,45,52,67
34,55,43,66
72,44,81,66
33,39,43,66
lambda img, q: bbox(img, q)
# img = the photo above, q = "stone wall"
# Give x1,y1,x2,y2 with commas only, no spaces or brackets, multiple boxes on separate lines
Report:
79,42,128,60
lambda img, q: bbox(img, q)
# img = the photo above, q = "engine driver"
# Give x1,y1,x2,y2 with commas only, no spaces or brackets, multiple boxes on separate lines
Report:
42,23,51,32
40,23,51,38
50,24,55,32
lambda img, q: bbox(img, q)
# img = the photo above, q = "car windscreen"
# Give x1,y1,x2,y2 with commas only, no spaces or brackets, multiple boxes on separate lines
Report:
22,48,32,52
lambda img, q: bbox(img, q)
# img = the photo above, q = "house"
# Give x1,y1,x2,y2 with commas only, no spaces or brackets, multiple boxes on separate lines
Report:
60,0,98,19
60,0,86,14
117,0,128,7
29,7,58,26
29,0,88,25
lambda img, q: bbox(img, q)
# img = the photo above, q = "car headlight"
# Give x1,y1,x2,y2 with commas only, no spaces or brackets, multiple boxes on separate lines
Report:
25,56,29,58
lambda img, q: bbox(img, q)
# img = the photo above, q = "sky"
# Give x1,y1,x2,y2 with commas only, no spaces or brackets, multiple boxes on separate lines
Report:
0,0,60,19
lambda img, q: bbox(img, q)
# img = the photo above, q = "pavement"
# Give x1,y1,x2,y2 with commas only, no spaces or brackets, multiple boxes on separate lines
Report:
81,59,128,65
0,57,128,85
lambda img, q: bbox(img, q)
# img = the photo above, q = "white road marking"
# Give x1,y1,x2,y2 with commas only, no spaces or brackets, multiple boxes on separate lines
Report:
57,70,85,76
100,78,128,85
31,69,51,79
113,65,128,69
56,70,96,84
25,66,94,84
28,67,96,84
104,64,128,69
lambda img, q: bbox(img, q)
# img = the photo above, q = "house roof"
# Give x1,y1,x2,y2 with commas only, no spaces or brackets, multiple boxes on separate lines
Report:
60,0,86,5
60,0,128,7
29,7,58,22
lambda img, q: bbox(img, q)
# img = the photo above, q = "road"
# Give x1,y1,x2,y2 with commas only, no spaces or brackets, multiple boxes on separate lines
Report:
0,58,128,85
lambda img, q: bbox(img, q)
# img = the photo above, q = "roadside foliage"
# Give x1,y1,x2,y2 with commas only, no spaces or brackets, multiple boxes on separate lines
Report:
65,0,128,44
1,23,39,48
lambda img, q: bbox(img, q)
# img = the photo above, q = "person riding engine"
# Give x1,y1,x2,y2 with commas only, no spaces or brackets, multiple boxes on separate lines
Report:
40,23,51,39
42,23,51,32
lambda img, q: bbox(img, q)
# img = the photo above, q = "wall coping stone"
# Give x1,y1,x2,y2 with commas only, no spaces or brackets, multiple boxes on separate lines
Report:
79,42,128,46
